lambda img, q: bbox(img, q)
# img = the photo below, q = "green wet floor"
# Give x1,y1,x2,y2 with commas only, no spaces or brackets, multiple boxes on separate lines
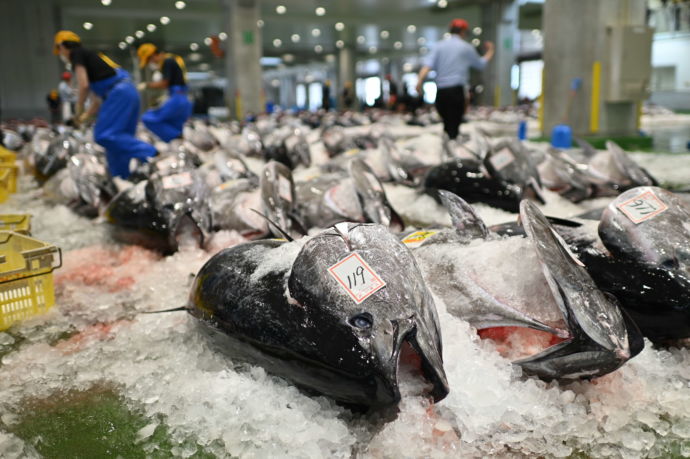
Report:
8,387,215,459
529,134,655,151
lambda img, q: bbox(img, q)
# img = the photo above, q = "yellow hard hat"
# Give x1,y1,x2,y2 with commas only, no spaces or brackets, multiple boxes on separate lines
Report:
53,30,81,55
137,43,158,68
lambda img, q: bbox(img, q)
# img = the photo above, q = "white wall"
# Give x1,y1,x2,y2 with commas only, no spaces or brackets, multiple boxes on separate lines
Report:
651,33,690,91
650,33,690,110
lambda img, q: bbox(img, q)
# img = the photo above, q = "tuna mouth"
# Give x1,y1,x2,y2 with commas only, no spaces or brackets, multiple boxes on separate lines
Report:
393,333,448,404
477,326,569,363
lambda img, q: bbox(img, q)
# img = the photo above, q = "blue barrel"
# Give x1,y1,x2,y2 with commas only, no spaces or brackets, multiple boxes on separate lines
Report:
551,124,572,148
518,120,527,140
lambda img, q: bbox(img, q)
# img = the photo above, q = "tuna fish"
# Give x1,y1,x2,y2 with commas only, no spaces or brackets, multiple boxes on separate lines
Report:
187,223,449,408
408,192,643,380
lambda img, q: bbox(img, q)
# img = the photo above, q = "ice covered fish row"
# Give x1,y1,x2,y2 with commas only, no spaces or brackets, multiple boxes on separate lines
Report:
2,189,690,458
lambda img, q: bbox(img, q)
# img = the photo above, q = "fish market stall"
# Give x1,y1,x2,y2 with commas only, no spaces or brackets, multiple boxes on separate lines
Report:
1,115,690,459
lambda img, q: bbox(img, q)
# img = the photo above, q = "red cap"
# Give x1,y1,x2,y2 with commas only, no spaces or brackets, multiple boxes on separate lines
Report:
61,72,72,81
450,19,469,31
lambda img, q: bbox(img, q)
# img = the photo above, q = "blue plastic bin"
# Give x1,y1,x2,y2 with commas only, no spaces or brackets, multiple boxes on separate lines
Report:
551,124,572,148
518,120,527,140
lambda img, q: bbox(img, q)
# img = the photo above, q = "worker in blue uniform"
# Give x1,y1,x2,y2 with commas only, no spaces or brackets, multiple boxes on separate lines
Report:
53,31,157,179
137,43,193,142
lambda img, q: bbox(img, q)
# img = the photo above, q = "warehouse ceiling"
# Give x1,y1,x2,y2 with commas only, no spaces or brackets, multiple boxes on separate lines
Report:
58,0,488,71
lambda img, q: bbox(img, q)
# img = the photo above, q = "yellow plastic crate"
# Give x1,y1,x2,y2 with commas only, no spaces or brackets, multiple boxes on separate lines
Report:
0,231,62,331
0,214,31,235
0,163,18,195
0,146,17,164
0,168,10,203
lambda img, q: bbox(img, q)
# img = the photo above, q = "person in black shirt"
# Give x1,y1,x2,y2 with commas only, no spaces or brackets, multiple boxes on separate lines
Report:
322,80,331,111
53,30,157,178
46,90,61,126
137,43,193,142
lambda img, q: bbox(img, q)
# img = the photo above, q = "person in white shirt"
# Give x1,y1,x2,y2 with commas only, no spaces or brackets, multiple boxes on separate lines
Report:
58,71,76,122
416,18,494,140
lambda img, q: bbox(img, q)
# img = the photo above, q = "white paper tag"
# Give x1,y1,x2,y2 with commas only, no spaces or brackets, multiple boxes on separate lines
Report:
489,148,515,171
616,190,668,224
162,171,193,189
328,253,386,304
278,175,292,202
401,230,439,249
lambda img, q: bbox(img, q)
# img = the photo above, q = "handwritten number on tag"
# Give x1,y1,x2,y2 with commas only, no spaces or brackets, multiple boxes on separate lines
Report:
328,253,386,304
628,199,657,215
616,190,668,224
347,266,366,289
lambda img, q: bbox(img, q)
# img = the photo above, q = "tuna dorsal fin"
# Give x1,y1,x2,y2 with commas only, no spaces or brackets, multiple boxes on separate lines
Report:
574,137,598,158
348,158,404,231
438,190,489,239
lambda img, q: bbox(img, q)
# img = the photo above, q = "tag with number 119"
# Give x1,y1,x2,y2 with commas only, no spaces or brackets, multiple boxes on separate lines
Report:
328,253,386,304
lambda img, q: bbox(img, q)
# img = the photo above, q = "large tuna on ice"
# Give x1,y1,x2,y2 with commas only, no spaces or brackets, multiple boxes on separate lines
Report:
187,223,449,409
423,139,545,212
407,192,643,380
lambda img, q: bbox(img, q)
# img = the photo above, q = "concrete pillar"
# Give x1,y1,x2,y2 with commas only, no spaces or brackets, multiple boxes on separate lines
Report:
543,0,649,137
480,0,518,108
337,46,356,109
0,0,61,120
224,0,263,119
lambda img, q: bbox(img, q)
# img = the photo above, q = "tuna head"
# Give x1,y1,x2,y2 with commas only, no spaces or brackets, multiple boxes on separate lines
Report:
597,186,690,340
599,186,690,274
517,200,643,380
287,223,448,407
483,140,546,205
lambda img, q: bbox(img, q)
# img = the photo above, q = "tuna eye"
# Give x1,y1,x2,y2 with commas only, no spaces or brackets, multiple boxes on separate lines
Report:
349,314,373,329
661,258,680,270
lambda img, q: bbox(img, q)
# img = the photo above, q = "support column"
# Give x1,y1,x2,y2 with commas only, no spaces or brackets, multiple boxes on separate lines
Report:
224,0,263,119
480,0,518,108
543,0,650,137
0,0,61,120
337,46,356,110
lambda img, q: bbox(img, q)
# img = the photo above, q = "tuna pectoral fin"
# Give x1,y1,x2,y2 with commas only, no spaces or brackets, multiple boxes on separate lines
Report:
514,338,626,380
250,209,294,242
438,190,489,239
141,306,188,314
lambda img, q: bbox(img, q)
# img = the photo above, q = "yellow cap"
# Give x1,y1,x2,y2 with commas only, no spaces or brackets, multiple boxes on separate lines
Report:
137,43,157,68
53,30,81,55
